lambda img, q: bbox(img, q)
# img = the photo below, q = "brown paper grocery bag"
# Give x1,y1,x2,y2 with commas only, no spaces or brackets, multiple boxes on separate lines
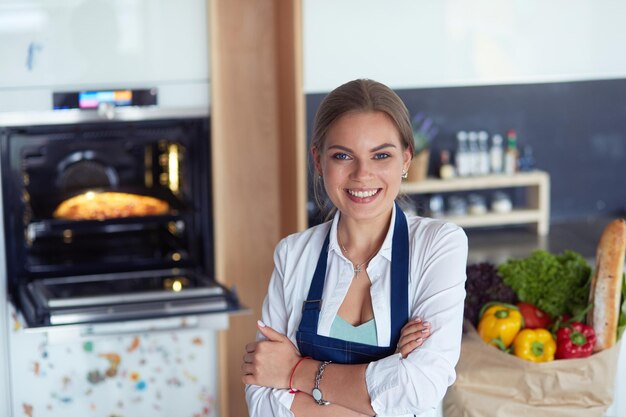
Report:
443,321,622,417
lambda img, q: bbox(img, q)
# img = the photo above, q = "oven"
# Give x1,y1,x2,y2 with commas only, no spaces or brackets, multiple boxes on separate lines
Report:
0,107,240,328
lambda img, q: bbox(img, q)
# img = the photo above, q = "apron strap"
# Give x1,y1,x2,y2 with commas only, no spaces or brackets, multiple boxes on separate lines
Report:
299,232,330,334
389,203,410,347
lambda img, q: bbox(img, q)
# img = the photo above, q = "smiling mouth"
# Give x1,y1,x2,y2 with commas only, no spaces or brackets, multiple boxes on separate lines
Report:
346,189,380,198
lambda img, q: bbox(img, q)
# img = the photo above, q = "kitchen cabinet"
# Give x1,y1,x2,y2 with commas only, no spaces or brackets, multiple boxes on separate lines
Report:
6,304,227,417
0,0,208,90
0,0,210,113
400,171,550,235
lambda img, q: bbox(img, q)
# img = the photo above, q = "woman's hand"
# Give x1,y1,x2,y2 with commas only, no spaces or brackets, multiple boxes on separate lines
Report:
241,320,301,388
396,318,431,358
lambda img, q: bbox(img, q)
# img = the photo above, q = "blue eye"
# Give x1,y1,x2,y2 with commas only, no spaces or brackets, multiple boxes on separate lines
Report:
332,153,351,160
373,153,390,160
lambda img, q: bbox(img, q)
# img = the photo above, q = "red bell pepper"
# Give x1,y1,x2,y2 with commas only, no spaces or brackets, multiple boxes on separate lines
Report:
555,322,596,359
517,302,551,329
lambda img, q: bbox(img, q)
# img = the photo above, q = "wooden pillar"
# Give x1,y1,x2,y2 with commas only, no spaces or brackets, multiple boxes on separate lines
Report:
209,1,305,416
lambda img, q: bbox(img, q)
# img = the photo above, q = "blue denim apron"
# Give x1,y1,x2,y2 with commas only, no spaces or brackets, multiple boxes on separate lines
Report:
296,204,409,364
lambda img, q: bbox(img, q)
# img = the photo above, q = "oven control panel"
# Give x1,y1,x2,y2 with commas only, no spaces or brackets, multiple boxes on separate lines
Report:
53,88,158,110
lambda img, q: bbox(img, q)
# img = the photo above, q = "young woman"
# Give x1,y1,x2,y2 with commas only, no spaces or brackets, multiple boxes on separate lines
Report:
242,79,468,417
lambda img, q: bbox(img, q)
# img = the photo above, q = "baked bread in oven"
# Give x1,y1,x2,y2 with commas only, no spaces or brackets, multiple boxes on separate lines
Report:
53,191,170,220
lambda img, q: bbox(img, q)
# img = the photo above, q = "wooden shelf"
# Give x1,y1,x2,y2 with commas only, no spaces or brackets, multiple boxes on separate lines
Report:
400,171,549,194
438,209,543,228
400,170,551,235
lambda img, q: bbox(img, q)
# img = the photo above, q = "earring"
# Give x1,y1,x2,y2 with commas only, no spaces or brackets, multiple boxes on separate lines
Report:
401,170,408,179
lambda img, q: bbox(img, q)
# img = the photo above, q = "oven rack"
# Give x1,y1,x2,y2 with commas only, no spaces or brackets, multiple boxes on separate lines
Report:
26,213,186,241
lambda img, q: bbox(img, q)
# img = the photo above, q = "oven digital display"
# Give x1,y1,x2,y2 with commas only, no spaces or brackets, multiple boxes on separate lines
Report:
52,88,157,110
79,90,133,109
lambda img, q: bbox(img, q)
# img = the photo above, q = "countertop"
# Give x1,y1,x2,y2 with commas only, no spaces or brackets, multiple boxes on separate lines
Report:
466,216,618,265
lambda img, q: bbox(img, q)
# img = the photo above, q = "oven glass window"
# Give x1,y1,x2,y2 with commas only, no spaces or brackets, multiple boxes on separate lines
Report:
3,122,209,278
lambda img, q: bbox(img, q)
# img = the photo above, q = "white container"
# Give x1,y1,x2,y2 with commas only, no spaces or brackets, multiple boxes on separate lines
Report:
478,131,490,175
455,131,469,177
490,134,504,174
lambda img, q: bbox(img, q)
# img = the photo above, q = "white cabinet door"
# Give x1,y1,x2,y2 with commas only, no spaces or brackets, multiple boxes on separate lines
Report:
7,311,223,417
0,0,209,90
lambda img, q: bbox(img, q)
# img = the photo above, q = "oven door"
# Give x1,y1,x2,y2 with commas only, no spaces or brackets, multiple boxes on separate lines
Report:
18,268,240,326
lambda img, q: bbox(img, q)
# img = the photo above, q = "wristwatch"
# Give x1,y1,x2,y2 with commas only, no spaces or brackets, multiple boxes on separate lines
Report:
312,361,331,405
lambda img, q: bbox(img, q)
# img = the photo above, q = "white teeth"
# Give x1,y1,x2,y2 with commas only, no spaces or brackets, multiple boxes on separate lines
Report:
348,189,378,198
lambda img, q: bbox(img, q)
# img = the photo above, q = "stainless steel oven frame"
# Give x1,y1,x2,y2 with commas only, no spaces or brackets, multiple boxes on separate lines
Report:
0,107,241,328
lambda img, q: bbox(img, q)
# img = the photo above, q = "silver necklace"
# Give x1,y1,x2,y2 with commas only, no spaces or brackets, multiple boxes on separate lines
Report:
338,234,379,276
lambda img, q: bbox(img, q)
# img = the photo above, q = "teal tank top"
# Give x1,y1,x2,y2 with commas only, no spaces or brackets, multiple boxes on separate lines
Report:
329,315,378,346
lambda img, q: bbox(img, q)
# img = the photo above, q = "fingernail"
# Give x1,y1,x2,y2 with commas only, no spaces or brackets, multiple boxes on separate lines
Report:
257,320,266,328
423,322,431,327
414,318,422,323
422,329,429,334
415,337,423,343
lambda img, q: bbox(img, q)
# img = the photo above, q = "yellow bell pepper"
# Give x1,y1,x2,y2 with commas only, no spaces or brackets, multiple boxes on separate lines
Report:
477,303,523,350
512,328,556,362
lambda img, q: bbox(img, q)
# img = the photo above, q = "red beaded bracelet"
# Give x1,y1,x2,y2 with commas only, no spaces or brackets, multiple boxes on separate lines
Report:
289,356,311,394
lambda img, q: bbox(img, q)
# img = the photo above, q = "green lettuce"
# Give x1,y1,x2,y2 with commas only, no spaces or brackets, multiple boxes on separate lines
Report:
497,250,591,318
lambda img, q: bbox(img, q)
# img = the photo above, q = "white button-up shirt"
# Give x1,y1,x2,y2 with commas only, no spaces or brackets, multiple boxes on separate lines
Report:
245,206,468,417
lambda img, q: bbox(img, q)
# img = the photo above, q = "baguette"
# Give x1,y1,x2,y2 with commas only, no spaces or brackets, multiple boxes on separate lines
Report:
587,218,626,352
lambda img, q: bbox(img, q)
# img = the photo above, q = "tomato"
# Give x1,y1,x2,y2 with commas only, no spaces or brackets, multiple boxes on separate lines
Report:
517,302,551,329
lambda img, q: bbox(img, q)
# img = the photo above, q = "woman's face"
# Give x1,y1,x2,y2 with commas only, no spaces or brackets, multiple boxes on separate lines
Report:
313,111,412,223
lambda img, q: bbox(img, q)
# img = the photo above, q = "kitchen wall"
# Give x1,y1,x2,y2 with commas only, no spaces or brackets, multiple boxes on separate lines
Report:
302,0,626,222
306,79,626,220
303,0,626,92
